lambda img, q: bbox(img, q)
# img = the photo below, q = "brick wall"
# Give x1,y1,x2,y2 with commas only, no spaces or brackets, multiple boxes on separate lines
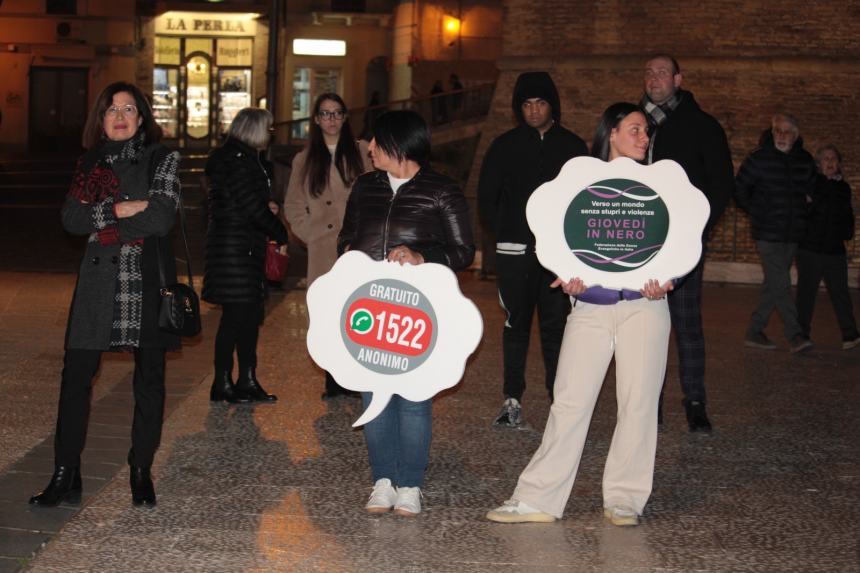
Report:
467,1,860,274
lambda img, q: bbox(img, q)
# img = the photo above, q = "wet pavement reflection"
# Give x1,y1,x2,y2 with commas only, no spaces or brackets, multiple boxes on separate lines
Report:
0,273,857,572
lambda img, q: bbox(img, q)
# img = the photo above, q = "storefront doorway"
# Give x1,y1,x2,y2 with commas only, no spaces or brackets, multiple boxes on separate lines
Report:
184,52,212,149
153,12,257,149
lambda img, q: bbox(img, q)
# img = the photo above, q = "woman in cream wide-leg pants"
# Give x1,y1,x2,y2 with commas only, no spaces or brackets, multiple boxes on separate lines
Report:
512,296,671,518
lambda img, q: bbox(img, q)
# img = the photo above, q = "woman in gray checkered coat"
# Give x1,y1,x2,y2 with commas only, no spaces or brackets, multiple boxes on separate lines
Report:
29,82,181,509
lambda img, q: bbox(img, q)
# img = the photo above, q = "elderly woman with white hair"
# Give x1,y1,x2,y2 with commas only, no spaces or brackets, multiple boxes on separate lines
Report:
203,107,289,404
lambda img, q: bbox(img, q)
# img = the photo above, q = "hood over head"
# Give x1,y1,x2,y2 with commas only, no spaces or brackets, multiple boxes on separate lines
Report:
512,71,561,125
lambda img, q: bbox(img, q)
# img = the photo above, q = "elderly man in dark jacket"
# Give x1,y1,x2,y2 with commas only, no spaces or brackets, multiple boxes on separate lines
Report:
478,71,588,427
640,54,735,433
735,113,815,353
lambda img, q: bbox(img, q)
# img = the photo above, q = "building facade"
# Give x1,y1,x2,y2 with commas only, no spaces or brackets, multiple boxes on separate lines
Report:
466,0,859,273
0,0,501,152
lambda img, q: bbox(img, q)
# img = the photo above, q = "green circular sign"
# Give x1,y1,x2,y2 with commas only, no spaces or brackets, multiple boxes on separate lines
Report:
349,309,374,334
564,178,669,273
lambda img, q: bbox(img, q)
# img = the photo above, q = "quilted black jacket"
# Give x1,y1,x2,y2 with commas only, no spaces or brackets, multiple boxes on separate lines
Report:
337,168,475,270
735,132,816,243
202,137,289,304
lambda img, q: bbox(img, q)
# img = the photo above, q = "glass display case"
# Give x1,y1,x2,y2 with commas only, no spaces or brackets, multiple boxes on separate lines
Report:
153,67,179,139
217,69,251,136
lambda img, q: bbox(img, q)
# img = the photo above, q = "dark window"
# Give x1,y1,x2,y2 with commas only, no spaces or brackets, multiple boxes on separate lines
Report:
332,0,366,12
46,0,76,15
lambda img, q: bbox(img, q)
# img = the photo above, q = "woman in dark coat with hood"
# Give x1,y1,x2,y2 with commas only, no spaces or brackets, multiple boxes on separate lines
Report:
203,108,289,404
30,81,181,508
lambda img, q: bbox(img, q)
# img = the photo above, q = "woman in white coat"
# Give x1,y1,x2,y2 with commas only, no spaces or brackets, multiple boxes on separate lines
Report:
284,93,371,398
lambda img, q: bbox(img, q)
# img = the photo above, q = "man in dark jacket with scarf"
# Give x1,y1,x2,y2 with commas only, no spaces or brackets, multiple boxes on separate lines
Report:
478,71,588,427
640,55,735,433
735,113,815,354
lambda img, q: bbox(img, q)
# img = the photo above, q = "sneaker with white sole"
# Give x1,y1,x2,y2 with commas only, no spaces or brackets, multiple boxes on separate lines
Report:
365,478,397,513
603,506,639,526
493,397,522,427
486,499,556,523
842,336,860,350
744,331,777,350
393,486,422,516
789,334,813,354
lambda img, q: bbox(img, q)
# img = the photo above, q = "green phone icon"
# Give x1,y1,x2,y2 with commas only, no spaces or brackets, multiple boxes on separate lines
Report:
350,309,374,334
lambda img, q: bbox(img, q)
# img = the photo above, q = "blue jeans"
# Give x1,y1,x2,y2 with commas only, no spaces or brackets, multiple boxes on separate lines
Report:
361,393,432,488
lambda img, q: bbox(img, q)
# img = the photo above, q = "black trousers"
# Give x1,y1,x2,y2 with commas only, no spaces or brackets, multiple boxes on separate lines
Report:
496,252,570,401
214,301,263,372
795,249,860,341
55,348,166,468
666,258,707,403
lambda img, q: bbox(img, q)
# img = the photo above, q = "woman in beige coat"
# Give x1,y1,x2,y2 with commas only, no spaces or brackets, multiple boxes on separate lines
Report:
285,92,371,398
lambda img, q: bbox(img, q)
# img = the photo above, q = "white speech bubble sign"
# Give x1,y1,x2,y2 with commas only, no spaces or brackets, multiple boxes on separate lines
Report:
306,250,483,427
526,156,710,290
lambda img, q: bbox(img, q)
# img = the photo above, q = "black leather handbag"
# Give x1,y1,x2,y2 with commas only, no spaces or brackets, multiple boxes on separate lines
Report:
156,190,201,337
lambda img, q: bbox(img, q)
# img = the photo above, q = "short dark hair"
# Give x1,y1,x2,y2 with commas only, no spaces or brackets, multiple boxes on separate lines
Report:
591,102,642,161
371,110,430,167
647,54,681,75
82,81,162,149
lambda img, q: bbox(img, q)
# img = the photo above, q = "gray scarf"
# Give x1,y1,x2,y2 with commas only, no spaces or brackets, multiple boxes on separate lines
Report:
640,90,682,127
640,90,684,164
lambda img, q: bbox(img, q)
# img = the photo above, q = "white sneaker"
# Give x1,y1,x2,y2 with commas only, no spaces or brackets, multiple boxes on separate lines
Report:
393,486,422,516
486,499,556,523
603,505,639,526
365,478,397,513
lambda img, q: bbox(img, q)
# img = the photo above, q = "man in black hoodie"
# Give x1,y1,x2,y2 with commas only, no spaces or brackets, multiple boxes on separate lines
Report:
478,71,588,427
735,113,815,354
640,55,735,433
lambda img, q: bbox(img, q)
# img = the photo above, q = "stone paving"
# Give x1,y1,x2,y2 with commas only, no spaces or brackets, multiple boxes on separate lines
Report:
0,271,858,572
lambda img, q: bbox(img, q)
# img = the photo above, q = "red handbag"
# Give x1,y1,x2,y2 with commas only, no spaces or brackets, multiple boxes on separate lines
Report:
265,242,289,282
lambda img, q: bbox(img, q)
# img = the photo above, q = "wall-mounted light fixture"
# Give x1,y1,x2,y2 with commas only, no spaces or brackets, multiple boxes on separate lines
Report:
442,15,461,47
292,39,346,56
443,15,461,35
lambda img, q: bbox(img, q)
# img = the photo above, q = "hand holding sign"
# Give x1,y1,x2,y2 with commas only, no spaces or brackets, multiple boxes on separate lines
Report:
306,251,483,427
527,156,710,290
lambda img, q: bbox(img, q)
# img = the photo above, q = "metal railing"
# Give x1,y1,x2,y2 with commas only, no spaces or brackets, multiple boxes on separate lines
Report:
271,82,496,147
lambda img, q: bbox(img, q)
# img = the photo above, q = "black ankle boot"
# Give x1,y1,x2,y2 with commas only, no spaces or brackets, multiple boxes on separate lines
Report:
684,399,712,433
129,466,156,507
29,465,82,506
321,371,358,400
236,366,277,402
209,370,251,404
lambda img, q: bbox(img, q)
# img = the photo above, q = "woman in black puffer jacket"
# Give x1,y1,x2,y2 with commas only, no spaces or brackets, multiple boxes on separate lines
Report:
338,110,474,517
203,108,289,403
